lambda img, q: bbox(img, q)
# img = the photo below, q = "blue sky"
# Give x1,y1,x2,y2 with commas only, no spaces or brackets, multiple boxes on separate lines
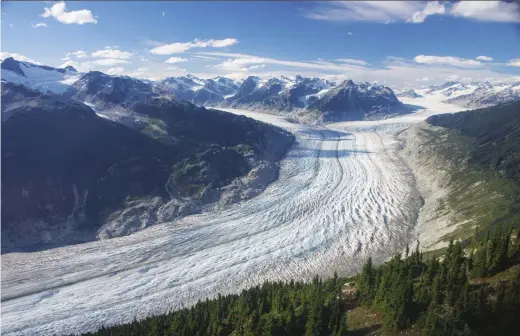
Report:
2,1,520,88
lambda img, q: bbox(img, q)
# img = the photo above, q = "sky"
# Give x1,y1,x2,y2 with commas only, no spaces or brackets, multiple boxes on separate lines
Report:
2,1,520,88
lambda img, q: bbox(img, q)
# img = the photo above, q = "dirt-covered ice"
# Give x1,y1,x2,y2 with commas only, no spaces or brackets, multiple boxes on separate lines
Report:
1,98,463,336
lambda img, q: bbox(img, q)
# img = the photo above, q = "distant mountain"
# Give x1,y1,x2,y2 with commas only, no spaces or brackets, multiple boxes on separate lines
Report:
396,89,422,98
1,57,81,94
157,74,241,105
416,81,520,108
1,58,407,123
444,84,520,109
219,76,405,122
306,80,404,122
70,70,170,109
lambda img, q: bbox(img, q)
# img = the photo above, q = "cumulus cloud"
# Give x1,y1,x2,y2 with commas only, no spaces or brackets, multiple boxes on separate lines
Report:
450,1,520,23
476,55,493,61
92,48,133,59
41,1,97,25
0,52,40,64
508,59,520,67
150,38,239,55
414,55,483,68
32,22,47,28
165,57,188,64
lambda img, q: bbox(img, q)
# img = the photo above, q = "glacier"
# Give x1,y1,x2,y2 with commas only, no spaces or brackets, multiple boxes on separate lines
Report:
1,96,463,336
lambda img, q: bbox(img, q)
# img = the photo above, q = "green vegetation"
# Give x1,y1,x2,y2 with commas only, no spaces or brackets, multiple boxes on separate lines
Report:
419,101,520,242
84,273,349,336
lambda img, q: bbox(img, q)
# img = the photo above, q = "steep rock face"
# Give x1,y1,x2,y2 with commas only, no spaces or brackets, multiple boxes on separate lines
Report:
307,80,403,122
1,91,294,252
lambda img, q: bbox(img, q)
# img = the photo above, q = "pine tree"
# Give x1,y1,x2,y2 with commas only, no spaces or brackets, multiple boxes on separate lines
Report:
358,257,374,302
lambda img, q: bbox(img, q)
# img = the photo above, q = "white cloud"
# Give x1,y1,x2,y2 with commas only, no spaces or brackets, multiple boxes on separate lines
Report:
304,1,429,23
248,64,266,70
450,1,520,23
41,1,97,25
106,67,126,75
66,50,89,59
476,55,493,61
9,23,13,28
90,59,129,66
150,38,239,55
202,52,369,73
409,1,445,23
305,1,520,24
508,59,520,67
165,57,188,64
192,55,220,60
414,55,483,68
92,48,133,59
347,32,354,36
32,22,47,28
0,52,40,64
335,58,370,66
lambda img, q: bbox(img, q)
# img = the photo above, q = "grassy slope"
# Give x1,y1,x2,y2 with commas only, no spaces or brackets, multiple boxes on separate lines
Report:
405,101,520,247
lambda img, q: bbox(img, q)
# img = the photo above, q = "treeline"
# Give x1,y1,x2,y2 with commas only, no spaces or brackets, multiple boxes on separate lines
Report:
357,226,520,335
83,226,520,336
84,274,349,336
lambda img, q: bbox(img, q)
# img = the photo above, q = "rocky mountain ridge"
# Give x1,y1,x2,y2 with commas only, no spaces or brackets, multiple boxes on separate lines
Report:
1,65,295,252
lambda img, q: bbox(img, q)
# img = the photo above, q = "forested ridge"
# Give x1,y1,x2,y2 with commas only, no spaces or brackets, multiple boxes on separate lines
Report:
427,100,520,183
82,225,520,336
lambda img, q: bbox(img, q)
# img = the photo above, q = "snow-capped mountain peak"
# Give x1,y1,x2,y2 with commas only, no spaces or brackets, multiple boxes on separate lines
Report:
1,57,81,94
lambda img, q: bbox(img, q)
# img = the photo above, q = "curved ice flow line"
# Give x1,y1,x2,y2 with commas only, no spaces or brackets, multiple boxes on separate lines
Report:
2,102,461,336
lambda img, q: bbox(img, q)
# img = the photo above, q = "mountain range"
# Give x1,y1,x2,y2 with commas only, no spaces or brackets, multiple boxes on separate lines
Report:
2,58,410,123
412,81,520,108
3,57,520,124
1,60,295,252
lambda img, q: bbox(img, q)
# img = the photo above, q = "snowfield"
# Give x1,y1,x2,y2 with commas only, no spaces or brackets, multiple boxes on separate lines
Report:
1,97,463,336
